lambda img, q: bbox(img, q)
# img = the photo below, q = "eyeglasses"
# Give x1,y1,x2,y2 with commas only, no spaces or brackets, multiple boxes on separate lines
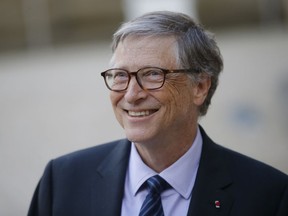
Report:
100,67,200,92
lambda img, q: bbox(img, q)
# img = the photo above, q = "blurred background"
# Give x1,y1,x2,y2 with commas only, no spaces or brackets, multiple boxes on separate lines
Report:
0,0,288,215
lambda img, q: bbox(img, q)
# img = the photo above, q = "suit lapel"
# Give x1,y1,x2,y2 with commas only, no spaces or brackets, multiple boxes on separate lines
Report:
187,127,234,216
91,140,131,216
88,128,234,216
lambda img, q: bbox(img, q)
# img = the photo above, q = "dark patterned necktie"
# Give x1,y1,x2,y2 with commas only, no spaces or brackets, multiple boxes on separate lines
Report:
139,175,170,216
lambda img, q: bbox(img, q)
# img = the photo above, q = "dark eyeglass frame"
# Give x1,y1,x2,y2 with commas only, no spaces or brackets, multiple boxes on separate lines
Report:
100,67,201,92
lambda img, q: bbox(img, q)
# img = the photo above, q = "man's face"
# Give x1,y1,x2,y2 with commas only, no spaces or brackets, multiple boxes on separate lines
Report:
109,36,206,145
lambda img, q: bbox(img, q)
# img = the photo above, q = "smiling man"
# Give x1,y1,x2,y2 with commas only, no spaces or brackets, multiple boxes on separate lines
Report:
28,11,288,216
108,35,205,173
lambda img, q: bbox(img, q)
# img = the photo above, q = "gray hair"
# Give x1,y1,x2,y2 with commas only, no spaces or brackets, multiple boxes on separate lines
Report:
112,11,223,116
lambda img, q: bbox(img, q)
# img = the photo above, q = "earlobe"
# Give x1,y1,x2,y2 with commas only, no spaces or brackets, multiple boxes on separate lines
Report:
193,76,211,106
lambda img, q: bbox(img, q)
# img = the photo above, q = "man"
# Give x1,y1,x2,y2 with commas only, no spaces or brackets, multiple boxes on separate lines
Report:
28,11,288,216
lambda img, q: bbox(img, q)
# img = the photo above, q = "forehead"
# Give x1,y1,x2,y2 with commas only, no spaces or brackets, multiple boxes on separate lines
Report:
110,36,179,69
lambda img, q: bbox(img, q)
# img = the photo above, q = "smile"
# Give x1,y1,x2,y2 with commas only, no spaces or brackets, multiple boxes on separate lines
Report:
127,110,157,117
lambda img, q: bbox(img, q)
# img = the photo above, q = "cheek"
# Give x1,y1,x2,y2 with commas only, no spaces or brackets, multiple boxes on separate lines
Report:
162,78,196,118
161,83,184,116
165,78,193,105
109,92,123,116
110,92,120,106
109,92,125,126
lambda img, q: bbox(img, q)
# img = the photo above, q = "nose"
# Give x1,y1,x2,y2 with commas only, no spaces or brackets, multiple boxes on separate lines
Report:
124,76,148,103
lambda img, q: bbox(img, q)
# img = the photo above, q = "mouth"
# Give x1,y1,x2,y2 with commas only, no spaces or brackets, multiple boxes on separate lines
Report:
126,110,158,117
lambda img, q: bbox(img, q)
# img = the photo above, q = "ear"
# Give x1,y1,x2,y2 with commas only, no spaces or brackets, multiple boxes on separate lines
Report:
193,75,211,106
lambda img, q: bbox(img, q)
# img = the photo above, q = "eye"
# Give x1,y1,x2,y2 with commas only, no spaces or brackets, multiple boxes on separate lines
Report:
116,71,127,77
112,70,129,80
146,69,162,76
142,68,164,81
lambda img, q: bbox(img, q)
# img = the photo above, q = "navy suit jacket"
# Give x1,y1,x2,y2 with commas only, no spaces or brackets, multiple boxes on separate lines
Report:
28,127,288,216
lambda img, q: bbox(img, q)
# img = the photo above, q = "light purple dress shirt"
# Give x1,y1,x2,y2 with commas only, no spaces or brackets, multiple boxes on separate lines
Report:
121,127,203,216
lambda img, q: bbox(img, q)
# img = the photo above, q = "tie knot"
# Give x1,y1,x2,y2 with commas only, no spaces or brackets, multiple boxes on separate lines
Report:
146,175,170,194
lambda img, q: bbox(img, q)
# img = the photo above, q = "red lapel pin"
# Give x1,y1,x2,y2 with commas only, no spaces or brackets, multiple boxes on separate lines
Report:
215,200,221,208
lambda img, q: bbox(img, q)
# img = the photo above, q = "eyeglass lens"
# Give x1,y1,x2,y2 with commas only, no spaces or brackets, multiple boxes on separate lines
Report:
104,68,165,91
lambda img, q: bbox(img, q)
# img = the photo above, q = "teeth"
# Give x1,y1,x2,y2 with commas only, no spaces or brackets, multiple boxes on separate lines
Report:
128,110,151,117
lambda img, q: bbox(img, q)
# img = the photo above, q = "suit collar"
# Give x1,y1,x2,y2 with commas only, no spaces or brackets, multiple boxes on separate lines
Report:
89,127,234,216
91,139,131,216
187,126,234,216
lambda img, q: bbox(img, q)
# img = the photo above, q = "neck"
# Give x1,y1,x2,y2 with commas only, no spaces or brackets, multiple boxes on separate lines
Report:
134,127,198,172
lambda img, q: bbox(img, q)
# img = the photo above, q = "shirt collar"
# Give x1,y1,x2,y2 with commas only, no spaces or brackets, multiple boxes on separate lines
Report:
127,127,203,199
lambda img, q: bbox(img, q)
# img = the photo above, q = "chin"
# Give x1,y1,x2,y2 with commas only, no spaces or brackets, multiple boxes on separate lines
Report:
125,131,150,143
